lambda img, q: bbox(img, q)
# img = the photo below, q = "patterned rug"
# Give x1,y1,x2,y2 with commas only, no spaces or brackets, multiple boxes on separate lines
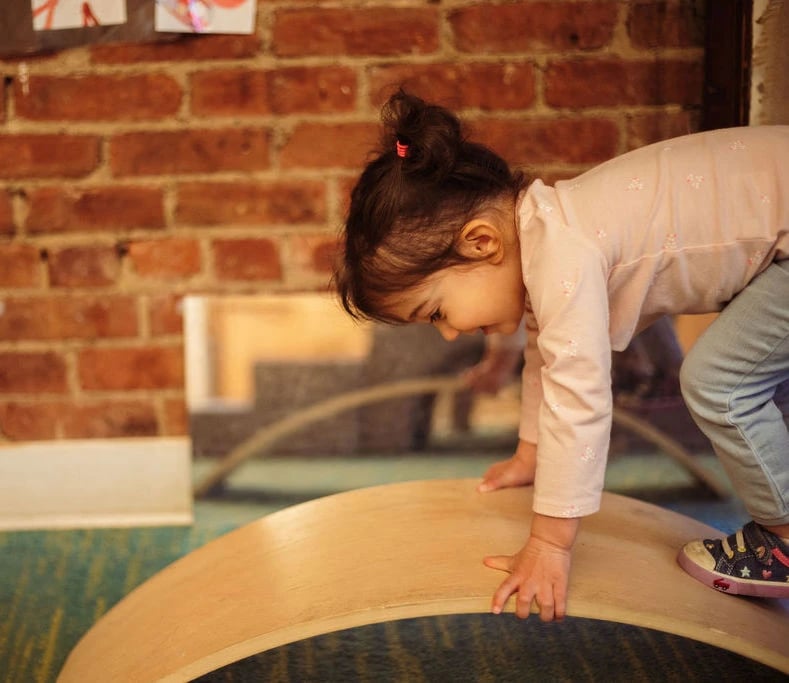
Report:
196,614,785,682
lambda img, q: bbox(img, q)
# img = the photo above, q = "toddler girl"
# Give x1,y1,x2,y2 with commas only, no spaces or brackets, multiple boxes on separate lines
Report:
335,91,789,620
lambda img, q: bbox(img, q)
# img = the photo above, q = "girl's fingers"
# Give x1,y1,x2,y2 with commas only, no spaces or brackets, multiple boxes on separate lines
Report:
477,477,499,493
490,573,520,615
553,586,568,621
482,554,512,572
484,555,517,614
534,594,555,622
484,555,561,621
477,465,506,492
478,462,519,492
516,590,539,619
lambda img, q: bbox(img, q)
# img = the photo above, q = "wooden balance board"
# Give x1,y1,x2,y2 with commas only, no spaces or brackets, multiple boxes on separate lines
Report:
58,479,789,681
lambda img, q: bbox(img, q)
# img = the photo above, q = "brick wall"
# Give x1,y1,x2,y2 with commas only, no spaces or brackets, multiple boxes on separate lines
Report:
0,1,705,442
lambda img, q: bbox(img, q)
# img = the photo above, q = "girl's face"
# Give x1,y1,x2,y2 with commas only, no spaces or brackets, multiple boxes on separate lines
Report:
385,250,526,341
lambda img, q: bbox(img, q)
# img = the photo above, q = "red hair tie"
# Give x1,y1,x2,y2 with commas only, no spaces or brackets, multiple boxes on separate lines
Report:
395,140,409,158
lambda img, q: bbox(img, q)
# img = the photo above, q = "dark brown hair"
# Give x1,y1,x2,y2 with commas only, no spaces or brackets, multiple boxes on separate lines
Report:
335,90,528,322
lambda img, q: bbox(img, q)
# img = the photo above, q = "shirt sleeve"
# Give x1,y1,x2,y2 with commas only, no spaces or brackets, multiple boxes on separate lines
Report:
518,308,542,445
521,207,613,518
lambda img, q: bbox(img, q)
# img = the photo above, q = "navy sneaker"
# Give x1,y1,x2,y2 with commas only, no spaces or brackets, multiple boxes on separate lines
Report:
677,521,789,598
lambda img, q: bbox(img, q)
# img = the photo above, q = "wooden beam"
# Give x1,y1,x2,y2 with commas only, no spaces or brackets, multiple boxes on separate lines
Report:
703,0,753,129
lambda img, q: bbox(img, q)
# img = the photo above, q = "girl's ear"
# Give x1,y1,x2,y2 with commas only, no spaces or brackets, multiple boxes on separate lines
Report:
457,219,505,264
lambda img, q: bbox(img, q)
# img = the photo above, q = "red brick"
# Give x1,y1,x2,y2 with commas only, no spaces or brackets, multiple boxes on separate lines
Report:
0,398,161,439
91,34,260,63
280,122,379,170
0,401,63,439
450,2,618,53
148,294,184,336
47,245,121,287
188,67,358,117
273,8,439,57
175,180,326,226
110,129,270,176
0,295,137,340
628,2,704,49
545,59,703,108
62,400,158,438
268,66,357,114
26,186,165,233
311,238,340,275
337,177,357,216
0,244,41,287
0,352,67,393
369,62,536,111
0,134,99,179
163,397,188,436
128,239,202,280
478,118,620,167
78,346,184,390
212,238,282,281
290,233,340,275
191,69,270,116
0,190,13,235
15,74,182,121
626,111,701,149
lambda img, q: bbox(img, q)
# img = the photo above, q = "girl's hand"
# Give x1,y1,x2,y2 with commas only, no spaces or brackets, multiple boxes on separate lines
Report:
483,514,579,622
478,439,536,492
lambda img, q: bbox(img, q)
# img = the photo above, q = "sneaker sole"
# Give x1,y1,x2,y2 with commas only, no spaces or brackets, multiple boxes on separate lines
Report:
677,546,789,599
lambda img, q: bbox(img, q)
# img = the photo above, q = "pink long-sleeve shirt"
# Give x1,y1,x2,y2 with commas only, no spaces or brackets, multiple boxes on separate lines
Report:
517,125,789,518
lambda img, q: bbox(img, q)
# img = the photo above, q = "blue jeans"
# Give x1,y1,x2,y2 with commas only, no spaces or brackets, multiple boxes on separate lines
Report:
680,259,789,527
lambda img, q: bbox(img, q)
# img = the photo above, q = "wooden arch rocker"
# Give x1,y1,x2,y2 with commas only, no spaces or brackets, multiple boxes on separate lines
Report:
193,376,729,499
58,376,787,680
58,480,789,681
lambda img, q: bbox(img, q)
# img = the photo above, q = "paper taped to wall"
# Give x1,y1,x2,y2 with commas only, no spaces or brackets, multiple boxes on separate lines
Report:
32,0,127,31
155,0,256,34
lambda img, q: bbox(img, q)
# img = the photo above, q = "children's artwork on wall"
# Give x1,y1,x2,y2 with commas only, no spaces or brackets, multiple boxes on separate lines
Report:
155,0,256,34
32,0,127,31
0,0,177,57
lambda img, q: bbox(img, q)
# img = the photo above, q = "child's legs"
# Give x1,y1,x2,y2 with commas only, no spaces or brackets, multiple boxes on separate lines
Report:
679,259,789,528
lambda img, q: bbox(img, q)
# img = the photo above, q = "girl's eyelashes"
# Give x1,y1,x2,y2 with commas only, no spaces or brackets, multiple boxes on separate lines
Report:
429,308,443,323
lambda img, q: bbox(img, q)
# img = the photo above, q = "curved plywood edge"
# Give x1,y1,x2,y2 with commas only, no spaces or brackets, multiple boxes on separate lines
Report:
193,375,727,498
58,481,789,682
192,377,465,497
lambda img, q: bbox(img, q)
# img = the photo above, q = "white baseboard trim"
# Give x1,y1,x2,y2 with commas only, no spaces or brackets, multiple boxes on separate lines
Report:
0,437,193,531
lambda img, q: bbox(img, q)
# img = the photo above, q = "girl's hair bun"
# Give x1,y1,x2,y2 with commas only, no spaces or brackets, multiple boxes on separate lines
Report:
381,90,463,180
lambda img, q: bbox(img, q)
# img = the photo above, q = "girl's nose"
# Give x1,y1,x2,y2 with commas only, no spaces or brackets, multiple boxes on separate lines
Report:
435,321,460,342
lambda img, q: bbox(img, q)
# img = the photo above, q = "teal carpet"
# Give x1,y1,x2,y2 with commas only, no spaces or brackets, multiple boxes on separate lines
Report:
1,451,785,682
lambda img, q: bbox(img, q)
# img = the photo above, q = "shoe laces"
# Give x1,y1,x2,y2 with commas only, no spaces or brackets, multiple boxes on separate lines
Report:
720,521,789,569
